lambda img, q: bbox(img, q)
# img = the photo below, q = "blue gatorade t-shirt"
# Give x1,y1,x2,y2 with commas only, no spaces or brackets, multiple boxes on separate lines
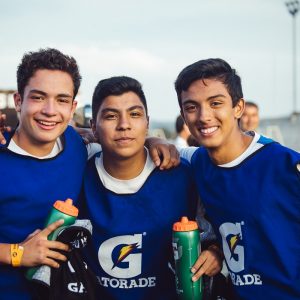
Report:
188,135,300,300
79,153,198,300
0,126,87,299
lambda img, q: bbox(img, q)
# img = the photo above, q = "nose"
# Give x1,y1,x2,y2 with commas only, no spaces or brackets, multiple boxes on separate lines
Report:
198,105,212,123
41,99,57,116
116,113,131,131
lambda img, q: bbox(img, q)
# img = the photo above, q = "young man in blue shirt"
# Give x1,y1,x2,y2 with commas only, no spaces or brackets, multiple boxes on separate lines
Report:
174,58,300,299
79,76,222,300
0,48,87,299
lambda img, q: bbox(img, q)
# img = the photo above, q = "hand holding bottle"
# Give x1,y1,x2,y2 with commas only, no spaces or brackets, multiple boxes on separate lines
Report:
20,219,69,268
190,244,223,282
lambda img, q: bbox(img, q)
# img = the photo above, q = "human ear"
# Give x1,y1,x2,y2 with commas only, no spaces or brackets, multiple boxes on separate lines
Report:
14,93,22,112
145,116,150,136
90,119,98,140
234,98,245,119
70,100,77,118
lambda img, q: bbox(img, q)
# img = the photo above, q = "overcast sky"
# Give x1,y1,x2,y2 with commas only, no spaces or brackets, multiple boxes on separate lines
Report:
0,0,299,122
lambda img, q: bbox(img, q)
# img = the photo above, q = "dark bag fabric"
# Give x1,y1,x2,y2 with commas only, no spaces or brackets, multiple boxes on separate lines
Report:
31,220,99,300
209,273,238,300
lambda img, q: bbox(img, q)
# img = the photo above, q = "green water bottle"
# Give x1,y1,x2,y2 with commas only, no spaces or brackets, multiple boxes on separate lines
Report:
172,216,203,300
26,198,78,280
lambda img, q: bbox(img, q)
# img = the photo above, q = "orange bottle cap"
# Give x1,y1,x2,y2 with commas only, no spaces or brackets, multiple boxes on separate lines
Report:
53,198,78,217
173,216,198,231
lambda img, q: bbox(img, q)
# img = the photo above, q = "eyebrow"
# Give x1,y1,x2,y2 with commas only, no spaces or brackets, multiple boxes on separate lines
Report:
29,89,72,98
207,94,226,100
182,94,226,104
29,89,47,96
182,99,198,105
101,105,145,114
127,105,144,111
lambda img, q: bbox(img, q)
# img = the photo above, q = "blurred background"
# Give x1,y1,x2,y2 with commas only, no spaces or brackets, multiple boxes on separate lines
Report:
0,0,299,150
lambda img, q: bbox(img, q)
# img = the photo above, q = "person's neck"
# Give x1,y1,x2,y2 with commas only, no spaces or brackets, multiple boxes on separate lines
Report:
208,131,253,165
12,129,56,157
102,149,147,180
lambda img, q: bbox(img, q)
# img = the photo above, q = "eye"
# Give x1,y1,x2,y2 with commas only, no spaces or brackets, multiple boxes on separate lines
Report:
104,113,117,120
31,95,43,101
183,104,197,112
211,101,222,107
130,111,143,117
58,98,70,104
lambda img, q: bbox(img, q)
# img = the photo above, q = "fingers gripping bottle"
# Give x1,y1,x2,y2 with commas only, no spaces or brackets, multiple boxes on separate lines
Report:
26,198,78,280
172,216,203,300
43,198,78,240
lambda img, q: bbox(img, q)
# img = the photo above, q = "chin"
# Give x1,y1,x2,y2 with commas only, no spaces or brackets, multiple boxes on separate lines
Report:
35,133,59,144
116,149,143,160
112,148,133,156
198,139,221,149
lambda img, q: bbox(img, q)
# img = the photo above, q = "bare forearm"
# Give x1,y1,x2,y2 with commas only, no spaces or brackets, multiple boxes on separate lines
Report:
145,136,180,169
0,243,11,265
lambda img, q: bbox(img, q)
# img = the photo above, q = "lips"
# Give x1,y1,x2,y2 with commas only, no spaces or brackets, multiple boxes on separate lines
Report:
35,119,60,129
199,126,218,135
114,137,134,145
115,137,133,141
38,120,57,126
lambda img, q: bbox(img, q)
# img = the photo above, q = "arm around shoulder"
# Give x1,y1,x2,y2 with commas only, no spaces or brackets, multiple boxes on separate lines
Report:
145,136,180,169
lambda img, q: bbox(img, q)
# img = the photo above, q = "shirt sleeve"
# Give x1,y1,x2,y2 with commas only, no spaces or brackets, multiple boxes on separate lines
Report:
178,146,198,163
86,143,102,160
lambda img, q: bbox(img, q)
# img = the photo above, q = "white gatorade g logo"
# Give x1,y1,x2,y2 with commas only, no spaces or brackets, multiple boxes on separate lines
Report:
219,222,244,273
98,234,142,278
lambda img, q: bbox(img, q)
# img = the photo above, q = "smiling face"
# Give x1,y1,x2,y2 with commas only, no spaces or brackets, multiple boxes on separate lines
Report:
181,78,244,154
14,69,77,155
92,91,149,162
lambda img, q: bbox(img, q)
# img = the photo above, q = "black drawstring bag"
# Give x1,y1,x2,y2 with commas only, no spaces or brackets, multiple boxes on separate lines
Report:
31,220,99,300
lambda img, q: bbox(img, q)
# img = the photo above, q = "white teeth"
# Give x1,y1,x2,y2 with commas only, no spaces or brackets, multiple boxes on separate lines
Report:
38,120,57,126
200,126,218,134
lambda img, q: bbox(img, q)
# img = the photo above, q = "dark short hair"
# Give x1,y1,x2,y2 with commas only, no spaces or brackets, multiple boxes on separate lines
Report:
175,115,185,133
175,58,243,109
245,101,259,109
92,76,148,120
17,48,81,99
